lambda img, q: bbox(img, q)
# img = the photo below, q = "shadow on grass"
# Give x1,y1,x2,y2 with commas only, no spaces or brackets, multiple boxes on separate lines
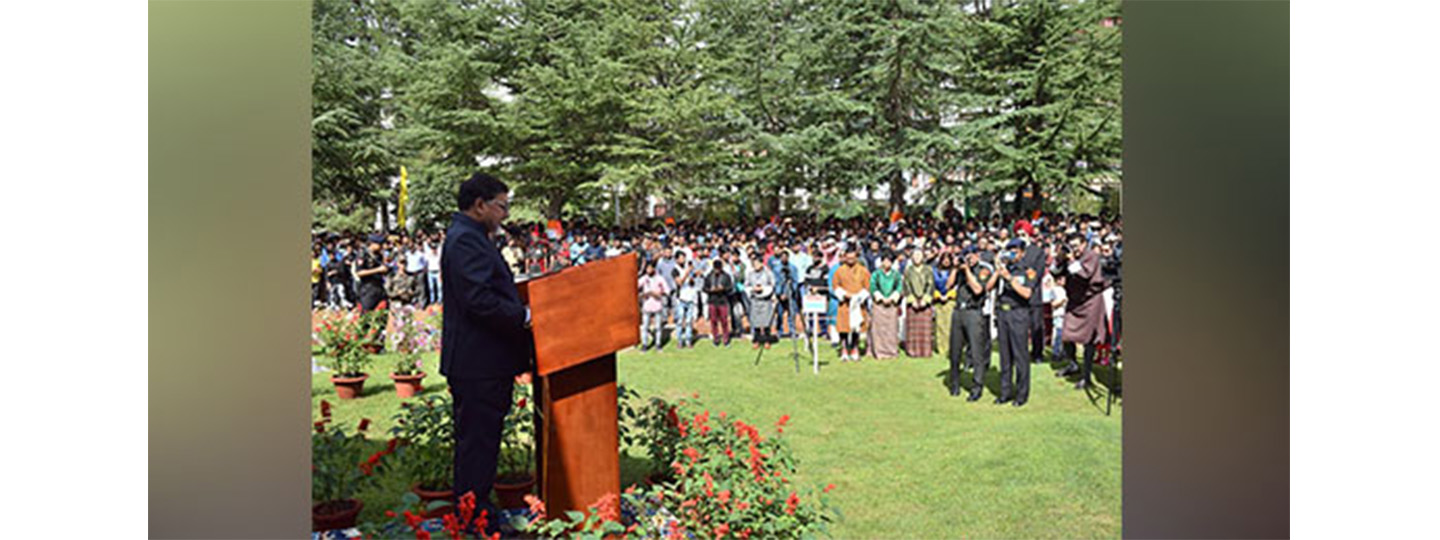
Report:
931,360,1004,398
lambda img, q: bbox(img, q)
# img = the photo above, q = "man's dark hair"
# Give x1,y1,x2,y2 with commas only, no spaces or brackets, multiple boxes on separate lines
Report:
457,172,509,211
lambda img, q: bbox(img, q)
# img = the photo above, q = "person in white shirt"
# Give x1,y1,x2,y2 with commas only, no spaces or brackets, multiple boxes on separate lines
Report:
1043,272,1067,362
674,252,701,348
405,240,428,307
425,239,442,306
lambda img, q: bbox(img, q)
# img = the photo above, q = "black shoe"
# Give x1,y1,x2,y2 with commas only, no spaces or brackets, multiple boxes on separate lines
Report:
993,397,1011,405
1012,399,1027,407
966,392,982,402
1074,380,1091,390
1056,364,1077,377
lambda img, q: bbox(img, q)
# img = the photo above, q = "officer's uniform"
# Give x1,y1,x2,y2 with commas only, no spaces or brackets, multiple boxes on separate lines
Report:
951,260,992,399
358,248,388,312
995,247,1042,406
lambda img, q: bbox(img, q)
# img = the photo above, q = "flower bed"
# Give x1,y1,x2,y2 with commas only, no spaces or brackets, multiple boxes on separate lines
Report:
313,385,839,539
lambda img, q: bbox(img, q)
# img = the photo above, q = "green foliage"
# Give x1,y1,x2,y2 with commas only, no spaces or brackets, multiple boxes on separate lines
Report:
312,0,1122,226
312,308,383,377
313,408,390,502
389,394,454,489
499,379,537,478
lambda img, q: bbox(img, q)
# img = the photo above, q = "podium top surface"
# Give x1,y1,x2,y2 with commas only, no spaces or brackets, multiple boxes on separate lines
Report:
517,253,641,376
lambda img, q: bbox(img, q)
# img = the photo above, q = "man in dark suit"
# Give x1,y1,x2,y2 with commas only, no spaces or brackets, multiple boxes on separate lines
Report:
440,173,531,533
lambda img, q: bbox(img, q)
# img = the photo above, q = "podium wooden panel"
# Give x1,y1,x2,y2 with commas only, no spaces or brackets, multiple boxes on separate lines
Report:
515,254,639,516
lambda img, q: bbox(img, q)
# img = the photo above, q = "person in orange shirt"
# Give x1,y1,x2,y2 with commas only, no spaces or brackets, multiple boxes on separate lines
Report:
831,247,872,361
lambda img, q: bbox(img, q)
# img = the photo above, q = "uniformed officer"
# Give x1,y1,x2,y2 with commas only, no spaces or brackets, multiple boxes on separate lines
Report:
951,248,998,400
994,235,1043,407
355,234,390,312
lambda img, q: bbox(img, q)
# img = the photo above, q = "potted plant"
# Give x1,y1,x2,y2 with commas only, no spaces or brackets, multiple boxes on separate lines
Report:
494,378,537,509
387,305,434,398
312,404,390,531
314,308,381,399
391,395,456,518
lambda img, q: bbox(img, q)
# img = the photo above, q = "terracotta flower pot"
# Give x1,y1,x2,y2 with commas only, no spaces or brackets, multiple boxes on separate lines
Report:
390,372,426,398
312,499,364,532
493,473,536,510
411,482,455,519
331,374,369,400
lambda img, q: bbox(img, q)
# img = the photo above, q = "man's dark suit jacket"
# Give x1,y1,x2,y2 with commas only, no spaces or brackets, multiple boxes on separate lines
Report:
440,212,531,380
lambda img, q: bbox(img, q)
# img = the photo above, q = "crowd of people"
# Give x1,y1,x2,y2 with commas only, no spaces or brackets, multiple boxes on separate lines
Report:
311,207,1122,407
310,231,445,311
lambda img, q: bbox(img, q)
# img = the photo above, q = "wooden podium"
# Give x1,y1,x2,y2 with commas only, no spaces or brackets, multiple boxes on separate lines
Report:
515,253,639,516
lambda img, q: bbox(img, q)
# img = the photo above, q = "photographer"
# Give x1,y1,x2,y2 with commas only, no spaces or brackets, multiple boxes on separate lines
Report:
952,248,999,400
1057,233,1108,389
993,229,1043,407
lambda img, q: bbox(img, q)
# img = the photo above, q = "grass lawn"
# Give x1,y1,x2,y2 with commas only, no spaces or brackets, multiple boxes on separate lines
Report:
313,337,1121,539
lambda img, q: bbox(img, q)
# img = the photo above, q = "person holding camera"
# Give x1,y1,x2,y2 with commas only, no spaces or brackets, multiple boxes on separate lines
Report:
1057,233,1108,389
951,248,999,399
993,224,1044,407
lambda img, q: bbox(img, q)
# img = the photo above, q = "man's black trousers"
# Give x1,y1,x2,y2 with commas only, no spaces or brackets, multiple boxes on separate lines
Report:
950,308,989,395
996,307,1032,403
1029,306,1046,361
450,376,514,519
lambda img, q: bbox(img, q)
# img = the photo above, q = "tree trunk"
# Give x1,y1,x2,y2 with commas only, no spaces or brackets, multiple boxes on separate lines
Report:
545,192,565,220
888,172,907,216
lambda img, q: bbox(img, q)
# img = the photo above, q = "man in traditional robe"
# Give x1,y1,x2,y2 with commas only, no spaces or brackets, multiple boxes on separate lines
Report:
832,247,872,361
1057,234,1108,389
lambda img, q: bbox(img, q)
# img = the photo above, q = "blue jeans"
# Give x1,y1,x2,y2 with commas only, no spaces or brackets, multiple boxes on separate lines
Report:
642,310,664,349
1051,318,1064,358
676,300,698,346
427,271,442,305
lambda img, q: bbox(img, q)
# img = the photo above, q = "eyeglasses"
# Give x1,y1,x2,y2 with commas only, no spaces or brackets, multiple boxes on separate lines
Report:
488,199,510,212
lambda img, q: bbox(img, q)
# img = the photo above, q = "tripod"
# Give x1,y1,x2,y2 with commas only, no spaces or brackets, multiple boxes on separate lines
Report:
753,315,803,374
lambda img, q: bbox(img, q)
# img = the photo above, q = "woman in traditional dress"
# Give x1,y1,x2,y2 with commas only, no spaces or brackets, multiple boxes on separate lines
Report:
745,255,777,348
868,252,903,359
903,247,937,358
933,247,958,359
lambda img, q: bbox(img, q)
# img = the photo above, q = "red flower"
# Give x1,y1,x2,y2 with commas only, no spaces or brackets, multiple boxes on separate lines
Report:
725,446,735,459
590,492,621,524
824,483,836,493
776,414,790,427
516,397,527,409
785,492,800,515
714,523,731,538
735,501,749,511
717,490,731,504
738,528,752,539
683,447,700,463
524,494,547,519
357,418,371,432
313,421,326,433
377,300,389,310
320,400,332,418
386,438,399,452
